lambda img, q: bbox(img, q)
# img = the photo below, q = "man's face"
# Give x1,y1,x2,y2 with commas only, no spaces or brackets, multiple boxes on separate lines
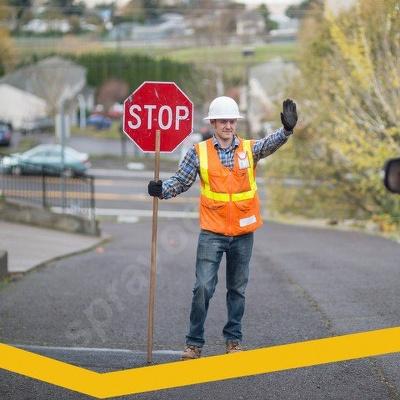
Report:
211,119,237,142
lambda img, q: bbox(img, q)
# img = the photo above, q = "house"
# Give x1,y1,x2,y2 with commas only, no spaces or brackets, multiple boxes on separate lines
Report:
0,57,91,138
0,57,86,110
236,10,265,37
240,58,299,136
0,84,47,130
269,13,299,40
22,18,71,34
109,13,191,42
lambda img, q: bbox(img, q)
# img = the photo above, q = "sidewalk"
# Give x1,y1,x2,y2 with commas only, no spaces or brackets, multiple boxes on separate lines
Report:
0,221,106,274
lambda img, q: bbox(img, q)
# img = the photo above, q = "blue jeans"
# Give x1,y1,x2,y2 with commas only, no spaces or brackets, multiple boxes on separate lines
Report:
185,230,254,347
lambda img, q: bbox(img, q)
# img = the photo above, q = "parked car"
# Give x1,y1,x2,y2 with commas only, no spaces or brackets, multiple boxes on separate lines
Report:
86,114,112,130
21,117,54,135
0,144,91,176
0,121,13,146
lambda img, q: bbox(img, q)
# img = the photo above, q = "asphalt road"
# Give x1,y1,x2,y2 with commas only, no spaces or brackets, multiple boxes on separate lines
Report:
1,219,400,399
1,164,268,218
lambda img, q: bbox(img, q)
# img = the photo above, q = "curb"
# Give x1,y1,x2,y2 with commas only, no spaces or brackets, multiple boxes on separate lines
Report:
5,234,112,280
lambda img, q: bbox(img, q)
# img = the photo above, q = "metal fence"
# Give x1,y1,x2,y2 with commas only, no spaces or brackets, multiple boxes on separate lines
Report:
0,166,95,224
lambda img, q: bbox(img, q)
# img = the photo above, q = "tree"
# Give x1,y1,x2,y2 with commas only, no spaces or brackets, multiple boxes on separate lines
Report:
46,0,86,16
0,0,15,74
96,78,129,110
266,0,400,227
118,0,145,23
8,0,32,32
70,52,206,104
285,0,322,19
258,4,278,33
142,0,160,20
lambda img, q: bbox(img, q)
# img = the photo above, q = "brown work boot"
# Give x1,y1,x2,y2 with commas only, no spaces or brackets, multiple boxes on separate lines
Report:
181,345,202,360
226,340,243,354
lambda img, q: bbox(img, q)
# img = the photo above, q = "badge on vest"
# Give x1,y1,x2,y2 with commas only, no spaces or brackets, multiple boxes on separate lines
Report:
237,151,250,169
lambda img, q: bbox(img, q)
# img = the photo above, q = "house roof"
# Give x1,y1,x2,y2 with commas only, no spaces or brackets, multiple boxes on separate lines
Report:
0,57,86,108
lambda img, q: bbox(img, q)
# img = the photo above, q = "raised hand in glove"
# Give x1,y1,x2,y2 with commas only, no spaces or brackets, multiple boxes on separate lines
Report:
281,99,298,131
148,180,163,197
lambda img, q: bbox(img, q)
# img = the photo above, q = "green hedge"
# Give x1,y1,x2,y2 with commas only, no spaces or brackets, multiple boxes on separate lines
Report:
69,52,204,103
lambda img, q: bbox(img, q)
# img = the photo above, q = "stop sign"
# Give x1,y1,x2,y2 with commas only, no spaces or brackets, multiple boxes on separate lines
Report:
123,81,193,152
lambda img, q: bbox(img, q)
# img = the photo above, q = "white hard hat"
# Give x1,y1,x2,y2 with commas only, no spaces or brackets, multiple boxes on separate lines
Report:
204,96,244,120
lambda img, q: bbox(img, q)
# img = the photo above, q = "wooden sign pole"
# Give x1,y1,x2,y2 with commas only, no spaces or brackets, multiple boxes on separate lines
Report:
147,129,160,364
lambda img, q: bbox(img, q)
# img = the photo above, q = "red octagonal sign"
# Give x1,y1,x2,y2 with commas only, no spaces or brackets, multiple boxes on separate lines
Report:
123,81,193,153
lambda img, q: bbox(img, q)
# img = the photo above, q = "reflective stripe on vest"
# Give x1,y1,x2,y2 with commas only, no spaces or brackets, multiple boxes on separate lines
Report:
198,139,258,202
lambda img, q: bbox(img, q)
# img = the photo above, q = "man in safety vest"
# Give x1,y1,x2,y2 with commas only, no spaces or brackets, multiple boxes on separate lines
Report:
148,96,298,360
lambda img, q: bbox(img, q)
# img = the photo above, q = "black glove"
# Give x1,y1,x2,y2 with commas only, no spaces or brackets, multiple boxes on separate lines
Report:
148,180,163,197
280,99,298,131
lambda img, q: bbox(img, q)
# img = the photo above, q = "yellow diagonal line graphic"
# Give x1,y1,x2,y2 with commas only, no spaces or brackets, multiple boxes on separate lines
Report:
1,326,400,399
0,343,102,397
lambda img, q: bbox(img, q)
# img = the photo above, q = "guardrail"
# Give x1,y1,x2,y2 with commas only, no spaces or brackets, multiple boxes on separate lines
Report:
0,163,95,225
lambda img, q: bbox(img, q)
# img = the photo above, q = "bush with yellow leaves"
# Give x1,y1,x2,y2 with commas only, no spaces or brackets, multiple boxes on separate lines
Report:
265,0,400,228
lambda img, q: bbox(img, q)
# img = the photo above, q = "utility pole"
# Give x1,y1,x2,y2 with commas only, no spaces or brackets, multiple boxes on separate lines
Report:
77,94,86,129
60,96,67,211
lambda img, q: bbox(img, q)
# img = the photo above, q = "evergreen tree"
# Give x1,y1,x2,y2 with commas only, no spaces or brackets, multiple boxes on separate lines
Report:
258,4,278,33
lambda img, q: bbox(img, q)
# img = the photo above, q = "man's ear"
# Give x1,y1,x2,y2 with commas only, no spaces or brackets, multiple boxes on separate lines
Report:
210,120,216,128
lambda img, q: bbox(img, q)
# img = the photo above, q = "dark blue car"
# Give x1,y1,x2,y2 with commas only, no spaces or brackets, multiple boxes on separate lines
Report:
86,114,112,130
0,122,12,146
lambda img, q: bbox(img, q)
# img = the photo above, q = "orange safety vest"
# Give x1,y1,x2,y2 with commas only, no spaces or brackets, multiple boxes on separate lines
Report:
195,137,263,236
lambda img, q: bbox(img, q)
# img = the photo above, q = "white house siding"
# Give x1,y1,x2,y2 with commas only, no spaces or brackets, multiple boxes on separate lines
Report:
0,84,47,130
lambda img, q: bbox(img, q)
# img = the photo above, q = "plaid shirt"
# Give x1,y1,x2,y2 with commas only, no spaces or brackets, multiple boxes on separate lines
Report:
161,127,291,199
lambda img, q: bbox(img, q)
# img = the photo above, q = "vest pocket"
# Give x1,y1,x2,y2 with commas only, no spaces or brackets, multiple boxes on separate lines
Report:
201,196,226,210
200,195,228,234
233,170,251,192
233,198,253,212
